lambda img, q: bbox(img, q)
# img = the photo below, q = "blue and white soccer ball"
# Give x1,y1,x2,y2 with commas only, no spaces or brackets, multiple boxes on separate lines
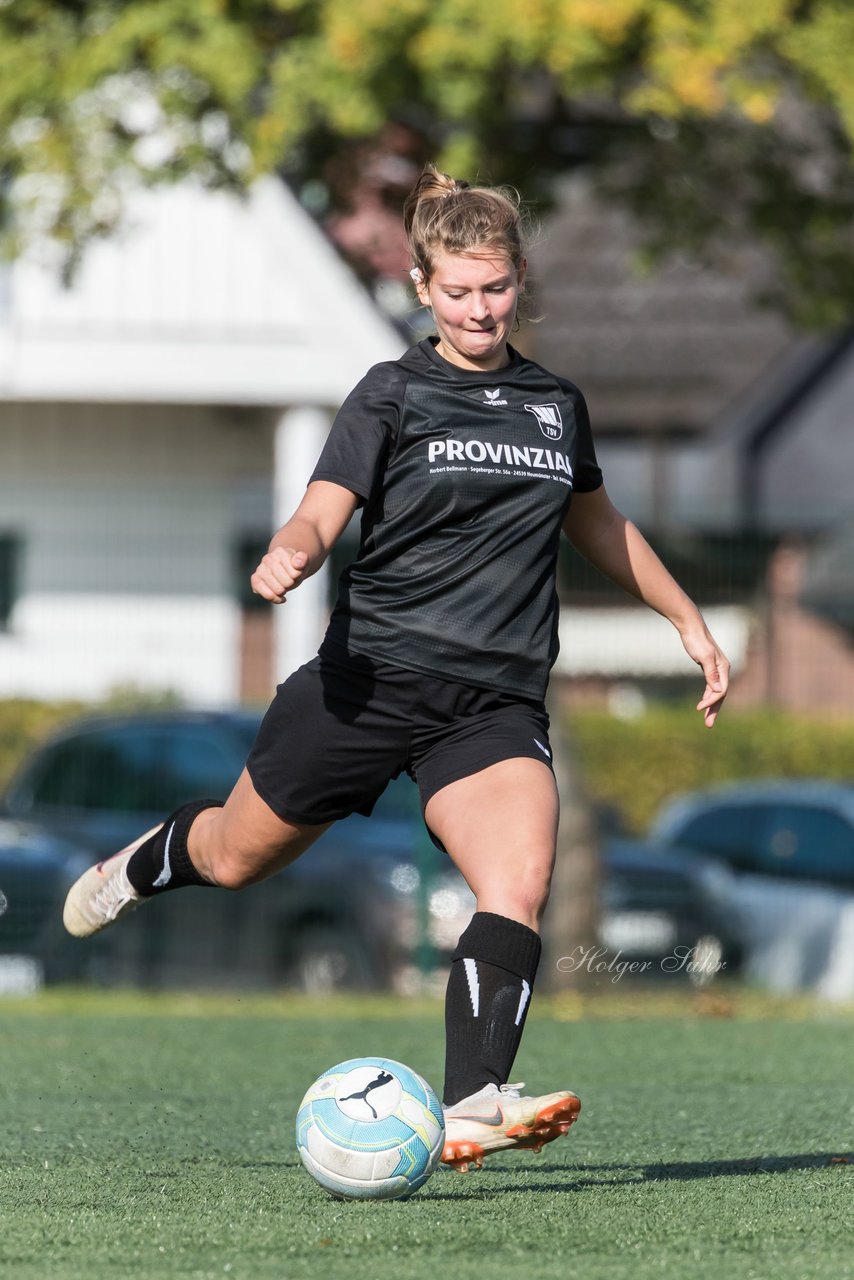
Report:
295,1057,446,1200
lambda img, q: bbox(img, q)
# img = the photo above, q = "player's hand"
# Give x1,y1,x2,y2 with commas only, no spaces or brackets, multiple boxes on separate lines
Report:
679,622,730,728
250,547,309,604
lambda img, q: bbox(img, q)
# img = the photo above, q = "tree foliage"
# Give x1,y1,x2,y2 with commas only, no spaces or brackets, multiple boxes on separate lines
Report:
1,0,853,322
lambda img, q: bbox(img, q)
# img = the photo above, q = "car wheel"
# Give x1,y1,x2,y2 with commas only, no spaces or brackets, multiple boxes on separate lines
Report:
285,925,375,994
688,933,725,988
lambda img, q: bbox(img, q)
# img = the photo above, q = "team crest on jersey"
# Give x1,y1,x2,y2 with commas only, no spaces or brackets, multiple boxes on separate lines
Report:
524,402,563,441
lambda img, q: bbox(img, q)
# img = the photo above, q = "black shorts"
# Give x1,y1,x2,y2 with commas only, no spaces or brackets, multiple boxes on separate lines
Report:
246,644,553,839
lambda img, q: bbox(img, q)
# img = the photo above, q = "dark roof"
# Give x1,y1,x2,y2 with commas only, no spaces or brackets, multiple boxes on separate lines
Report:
525,179,796,436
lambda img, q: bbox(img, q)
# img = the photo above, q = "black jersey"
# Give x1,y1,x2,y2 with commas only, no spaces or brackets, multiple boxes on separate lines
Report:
310,338,603,699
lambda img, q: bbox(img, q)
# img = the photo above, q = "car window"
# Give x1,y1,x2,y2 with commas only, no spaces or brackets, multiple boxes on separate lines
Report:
757,804,854,887
26,728,162,812
670,803,760,872
227,717,262,757
151,728,244,810
372,775,421,822
22,723,243,815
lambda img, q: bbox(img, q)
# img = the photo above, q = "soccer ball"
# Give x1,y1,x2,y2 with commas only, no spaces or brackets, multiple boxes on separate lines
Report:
295,1057,445,1200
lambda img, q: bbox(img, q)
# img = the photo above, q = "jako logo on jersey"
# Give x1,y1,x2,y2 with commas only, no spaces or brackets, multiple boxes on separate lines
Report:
524,402,563,441
483,388,508,406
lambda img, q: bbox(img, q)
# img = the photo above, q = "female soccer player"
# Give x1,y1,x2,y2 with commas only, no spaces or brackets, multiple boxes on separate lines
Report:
64,165,730,1173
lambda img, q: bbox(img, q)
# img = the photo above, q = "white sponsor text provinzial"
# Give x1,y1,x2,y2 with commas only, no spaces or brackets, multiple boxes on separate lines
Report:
427,438,573,475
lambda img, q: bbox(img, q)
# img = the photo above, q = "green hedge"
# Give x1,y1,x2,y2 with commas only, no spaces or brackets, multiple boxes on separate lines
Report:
0,699,84,793
570,707,854,833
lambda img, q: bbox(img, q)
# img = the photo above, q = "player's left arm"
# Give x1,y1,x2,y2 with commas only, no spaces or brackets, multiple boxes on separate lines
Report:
562,485,730,727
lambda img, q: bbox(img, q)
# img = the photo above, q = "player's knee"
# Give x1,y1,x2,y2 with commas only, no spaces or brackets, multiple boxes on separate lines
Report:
520,888,551,929
204,852,261,892
511,865,553,926
486,882,551,931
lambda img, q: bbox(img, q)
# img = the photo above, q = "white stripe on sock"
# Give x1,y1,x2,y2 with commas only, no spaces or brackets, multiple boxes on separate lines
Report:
514,978,531,1026
463,958,480,1017
152,822,176,889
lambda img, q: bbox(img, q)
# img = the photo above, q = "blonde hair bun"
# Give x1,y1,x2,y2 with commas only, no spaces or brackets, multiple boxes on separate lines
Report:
404,163,526,282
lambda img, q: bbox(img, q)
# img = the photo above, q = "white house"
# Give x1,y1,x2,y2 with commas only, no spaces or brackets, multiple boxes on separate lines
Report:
0,180,403,705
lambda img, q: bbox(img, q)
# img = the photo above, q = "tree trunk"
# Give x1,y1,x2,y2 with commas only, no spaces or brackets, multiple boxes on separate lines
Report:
540,688,601,992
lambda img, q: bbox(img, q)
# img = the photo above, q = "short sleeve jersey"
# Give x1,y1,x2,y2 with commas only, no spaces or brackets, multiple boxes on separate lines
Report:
311,337,603,701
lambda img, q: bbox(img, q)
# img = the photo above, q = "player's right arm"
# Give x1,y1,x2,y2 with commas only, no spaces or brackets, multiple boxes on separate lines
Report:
250,480,359,604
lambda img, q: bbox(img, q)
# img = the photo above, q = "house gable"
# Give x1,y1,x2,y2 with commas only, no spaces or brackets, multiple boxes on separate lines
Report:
0,178,402,406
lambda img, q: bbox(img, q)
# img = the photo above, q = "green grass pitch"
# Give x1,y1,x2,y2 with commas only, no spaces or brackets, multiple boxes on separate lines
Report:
0,990,852,1280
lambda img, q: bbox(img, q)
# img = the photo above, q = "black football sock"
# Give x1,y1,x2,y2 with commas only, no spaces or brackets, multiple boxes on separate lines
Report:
443,911,542,1107
124,799,223,896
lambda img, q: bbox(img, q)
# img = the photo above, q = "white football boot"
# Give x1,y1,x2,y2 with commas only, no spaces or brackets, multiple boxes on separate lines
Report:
442,1081,581,1173
62,826,161,938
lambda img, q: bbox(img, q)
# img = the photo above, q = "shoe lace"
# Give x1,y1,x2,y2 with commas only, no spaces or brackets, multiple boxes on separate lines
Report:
499,1082,525,1098
91,869,134,921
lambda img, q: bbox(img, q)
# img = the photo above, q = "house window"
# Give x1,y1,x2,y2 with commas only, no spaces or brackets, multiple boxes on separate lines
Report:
0,534,19,630
234,532,359,610
233,536,272,611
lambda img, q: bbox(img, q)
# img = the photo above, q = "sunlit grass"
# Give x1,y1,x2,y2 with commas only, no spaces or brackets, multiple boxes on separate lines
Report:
2,986,851,1279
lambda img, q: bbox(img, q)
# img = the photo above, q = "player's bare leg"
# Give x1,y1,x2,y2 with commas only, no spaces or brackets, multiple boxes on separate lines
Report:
426,757,558,930
63,769,329,937
425,758,581,1171
187,769,329,887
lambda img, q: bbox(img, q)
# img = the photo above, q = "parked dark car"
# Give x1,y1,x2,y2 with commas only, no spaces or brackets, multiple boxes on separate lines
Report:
651,780,854,997
596,838,742,983
402,833,742,989
0,710,453,992
652,780,854,888
1,710,742,992
0,819,90,990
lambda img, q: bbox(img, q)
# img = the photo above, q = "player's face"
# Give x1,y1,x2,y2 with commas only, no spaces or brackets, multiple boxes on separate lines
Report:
415,249,526,372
